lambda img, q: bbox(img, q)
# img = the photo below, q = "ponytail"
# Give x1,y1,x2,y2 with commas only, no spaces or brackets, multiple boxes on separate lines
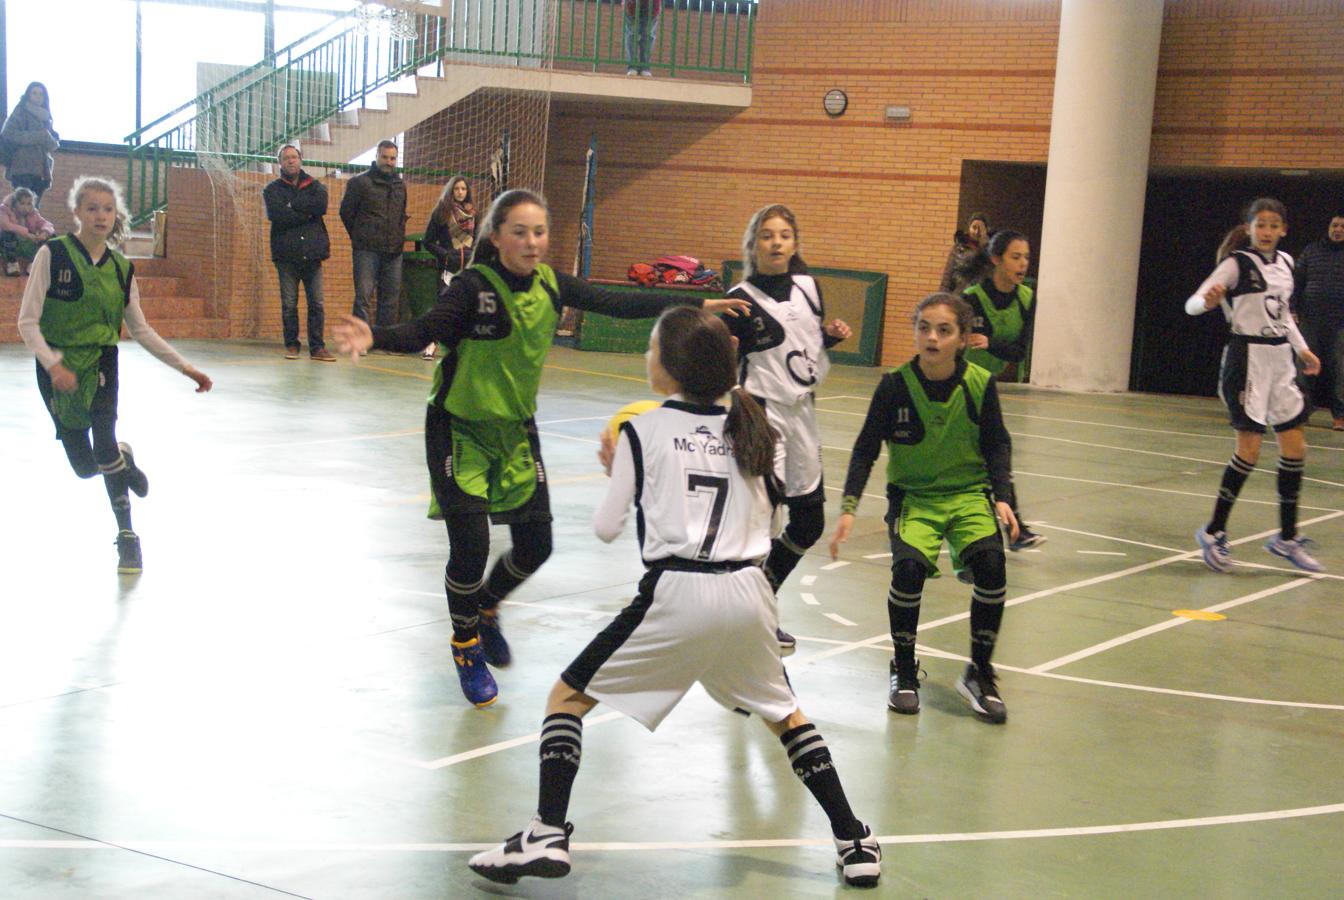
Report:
724,387,777,479
1216,224,1250,264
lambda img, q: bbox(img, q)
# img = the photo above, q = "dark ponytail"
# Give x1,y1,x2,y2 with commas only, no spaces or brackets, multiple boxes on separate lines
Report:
654,305,778,478
1216,224,1250,263
1217,197,1289,263
469,188,548,267
954,228,1029,287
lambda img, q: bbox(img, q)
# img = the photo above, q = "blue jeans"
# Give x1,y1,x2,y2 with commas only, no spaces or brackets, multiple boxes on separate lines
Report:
275,260,326,352
352,249,403,327
624,12,659,70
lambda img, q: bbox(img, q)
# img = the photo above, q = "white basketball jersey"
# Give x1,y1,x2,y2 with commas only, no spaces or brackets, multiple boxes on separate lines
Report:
730,274,831,403
624,400,773,564
1218,249,1299,340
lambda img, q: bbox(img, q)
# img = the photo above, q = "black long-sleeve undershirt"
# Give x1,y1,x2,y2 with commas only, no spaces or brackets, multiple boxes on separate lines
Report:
840,357,1014,512
370,264,705,354
966,279,1034,363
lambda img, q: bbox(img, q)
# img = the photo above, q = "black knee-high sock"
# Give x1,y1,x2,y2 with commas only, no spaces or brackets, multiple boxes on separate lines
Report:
762,504,824,592
1277,457,1304,540
779,723,864,840
888,560,926,670
967,551,1007,669
445,570,483,642
99,457,132,531
1209,454,1255,534
537,713,583,827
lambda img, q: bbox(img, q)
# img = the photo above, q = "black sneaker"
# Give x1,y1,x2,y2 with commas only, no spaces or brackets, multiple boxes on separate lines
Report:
833,825,881,886
116,530,142,574
118,442,149,498
477,607,512,667
469,815,574,884
887,658,923,714
956,662,1007,724
776,626,796,652
1009,526,1046,551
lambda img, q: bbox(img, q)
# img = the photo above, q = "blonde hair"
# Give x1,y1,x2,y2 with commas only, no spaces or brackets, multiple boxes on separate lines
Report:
68,176,131,248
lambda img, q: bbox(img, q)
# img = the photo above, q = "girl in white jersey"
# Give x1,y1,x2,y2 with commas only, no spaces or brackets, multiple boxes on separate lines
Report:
724,205,851,650
1187,198,1324,573
468,306,881,889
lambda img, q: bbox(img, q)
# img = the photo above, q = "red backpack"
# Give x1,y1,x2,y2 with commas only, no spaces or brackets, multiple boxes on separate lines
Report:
627,262,659,287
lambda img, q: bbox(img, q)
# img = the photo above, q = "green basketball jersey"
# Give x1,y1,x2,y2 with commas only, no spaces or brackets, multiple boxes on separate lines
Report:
432,262,560,421
962,282,1033,376
884,360,991,494
38,235,130,349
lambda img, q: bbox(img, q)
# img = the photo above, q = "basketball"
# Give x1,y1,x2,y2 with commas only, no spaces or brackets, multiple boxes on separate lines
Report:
608,400,661,440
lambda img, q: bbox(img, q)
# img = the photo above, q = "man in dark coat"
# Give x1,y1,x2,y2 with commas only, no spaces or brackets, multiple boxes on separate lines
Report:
339,140,408,328
1291,212,1344,429
264,145,335,360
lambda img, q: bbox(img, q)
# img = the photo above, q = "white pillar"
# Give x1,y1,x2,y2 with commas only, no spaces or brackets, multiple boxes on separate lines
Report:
1031,0,1164,392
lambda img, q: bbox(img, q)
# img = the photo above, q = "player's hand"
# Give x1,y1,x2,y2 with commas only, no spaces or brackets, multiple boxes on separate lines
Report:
185,368,213,393
704,297,751,318
967,333,990,350
996,501,1020,543
828,513,855,560
1203,282,1227,310
49,362,77,393
331,315,374,361
597,428,616,476
1298,348,1322,377
825,318,852,341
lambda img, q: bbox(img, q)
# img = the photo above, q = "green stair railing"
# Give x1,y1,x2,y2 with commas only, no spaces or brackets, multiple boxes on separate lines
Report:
124,0,757,227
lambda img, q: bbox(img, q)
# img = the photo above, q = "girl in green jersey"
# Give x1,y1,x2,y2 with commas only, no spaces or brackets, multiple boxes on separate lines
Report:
17,177,212,573
830,293,1017,724
333,190,747,707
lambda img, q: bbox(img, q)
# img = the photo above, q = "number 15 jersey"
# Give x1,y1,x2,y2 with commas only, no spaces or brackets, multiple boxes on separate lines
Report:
593,397,774,564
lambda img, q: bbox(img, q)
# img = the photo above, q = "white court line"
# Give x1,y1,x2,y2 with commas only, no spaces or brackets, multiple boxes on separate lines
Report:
863,552,893,559
800,593,820,606
800,575,816,586
820,560,850,570
1014,431,1344,490
824,613,857,627
396,589,617,619
1028,577,1318,674
998,410,1344,454
420,711,625,769
1078,551,1127,556
1013,470,1340,512
535,415,610,426
1033,523,1183,553
6,803,1340,853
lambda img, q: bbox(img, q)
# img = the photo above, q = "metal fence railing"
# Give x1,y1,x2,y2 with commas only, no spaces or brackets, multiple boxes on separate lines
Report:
123,1,758,226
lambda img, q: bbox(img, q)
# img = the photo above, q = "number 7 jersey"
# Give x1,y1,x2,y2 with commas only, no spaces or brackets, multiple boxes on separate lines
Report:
593,398,775,564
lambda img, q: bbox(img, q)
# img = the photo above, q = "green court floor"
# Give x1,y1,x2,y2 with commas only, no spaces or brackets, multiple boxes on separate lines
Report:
2,340,1341,898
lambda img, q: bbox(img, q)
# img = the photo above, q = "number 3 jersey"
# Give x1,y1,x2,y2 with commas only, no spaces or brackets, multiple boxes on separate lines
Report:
1186,248,1307,350
593,398,774,564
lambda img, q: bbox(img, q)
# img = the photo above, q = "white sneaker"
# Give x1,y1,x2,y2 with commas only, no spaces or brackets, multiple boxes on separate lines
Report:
468,815,574,884
1265,535,1324,573
1195,527,1232,573
833,825,881,886
626,67,638,76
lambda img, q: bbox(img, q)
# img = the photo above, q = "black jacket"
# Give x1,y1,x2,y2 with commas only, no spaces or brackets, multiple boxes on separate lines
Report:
263,170,330,263
1291,238,1344,333
339,164,408,253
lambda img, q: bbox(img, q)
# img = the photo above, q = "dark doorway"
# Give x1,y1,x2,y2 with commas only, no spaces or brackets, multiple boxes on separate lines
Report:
1132,168,1344,396
958,162,1344,397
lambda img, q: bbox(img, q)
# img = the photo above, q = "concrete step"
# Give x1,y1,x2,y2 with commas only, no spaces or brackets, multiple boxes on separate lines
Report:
0,293,226,343
0,274,184,300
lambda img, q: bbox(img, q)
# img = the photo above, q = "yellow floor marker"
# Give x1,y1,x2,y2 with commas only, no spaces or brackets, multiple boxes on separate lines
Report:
1173,609,1227,621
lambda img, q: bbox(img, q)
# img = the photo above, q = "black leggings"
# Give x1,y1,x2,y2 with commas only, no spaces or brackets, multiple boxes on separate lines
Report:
442,514,553,640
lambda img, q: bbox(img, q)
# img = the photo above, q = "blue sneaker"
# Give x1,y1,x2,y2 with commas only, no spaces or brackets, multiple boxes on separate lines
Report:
1265,535,1324,573
1195,527,1232,573
451,637,498,707
477,608,512,667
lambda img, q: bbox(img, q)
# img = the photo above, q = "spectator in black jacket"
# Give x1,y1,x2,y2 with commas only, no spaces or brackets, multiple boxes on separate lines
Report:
1291,211,1344,429
339,140,408,328
264,145,335,361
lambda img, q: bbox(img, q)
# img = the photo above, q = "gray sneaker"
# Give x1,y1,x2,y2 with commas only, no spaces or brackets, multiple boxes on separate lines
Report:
469,815,574,884
1265,535,1324,573
887,659,922,714
956,662,1007,724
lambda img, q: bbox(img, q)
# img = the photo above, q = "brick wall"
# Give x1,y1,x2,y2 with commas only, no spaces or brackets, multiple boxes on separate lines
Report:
545,0,1344,365
165,166,445,342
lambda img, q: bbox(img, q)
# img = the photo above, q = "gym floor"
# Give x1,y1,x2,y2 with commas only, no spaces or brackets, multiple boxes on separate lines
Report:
2,340,1340,898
